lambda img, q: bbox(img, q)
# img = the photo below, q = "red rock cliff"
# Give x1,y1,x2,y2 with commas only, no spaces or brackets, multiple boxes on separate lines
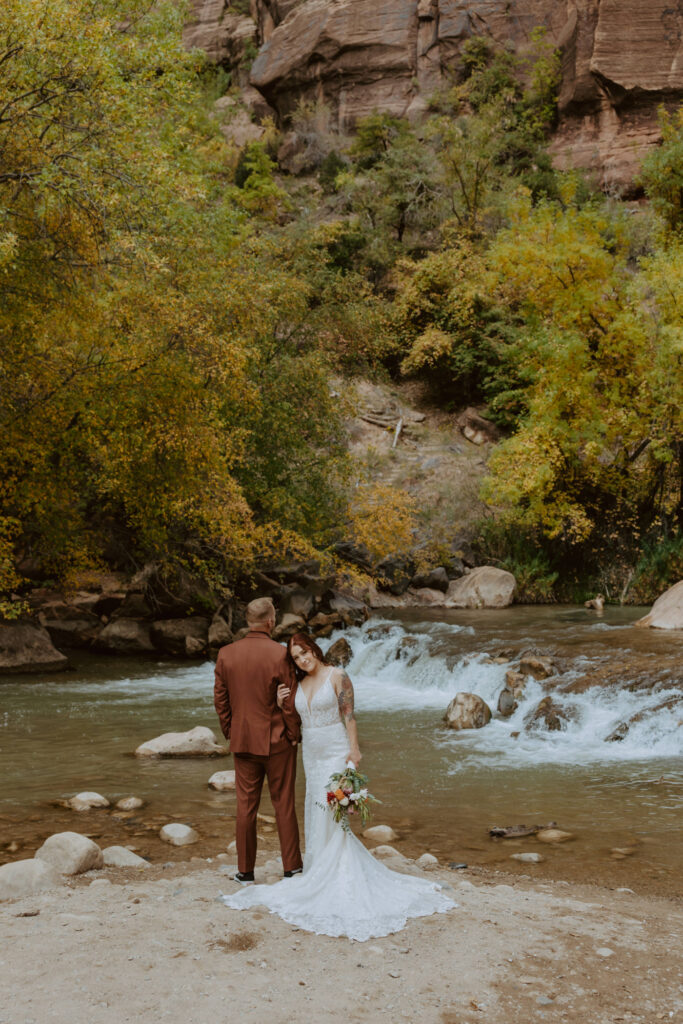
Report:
184,0,683,190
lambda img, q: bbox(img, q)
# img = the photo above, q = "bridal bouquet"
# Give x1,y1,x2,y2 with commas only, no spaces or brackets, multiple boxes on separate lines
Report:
324,762,380,833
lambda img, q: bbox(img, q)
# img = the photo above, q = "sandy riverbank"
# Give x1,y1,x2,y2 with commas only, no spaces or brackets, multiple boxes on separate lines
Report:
2,849,681,1024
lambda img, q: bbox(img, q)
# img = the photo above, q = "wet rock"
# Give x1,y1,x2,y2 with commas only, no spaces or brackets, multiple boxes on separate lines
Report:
456,407,501,446
95,618,154,654
160,823,199,847
536,828,574,844
326,637,353,667
363,825,397,843
395,636,420,664
102,846,150,868
150,617,209,657
510,852,544,863
0,859,63,901
272,613,306,641
208,770,236,791
605,695,682,742
505,669,527,696
68,792,110,812
0,622,69,675
320,589,367,626
135,726,227,758
497,689,517,717
365,623,396,641
489,822,556,839
525,697,569,732
115,796,144,811
416,853,438,871
410,567,449,593
585,595,605,611
444,567,516,609
375,556,415,596
519,655,556,680
40,603,103,648
35,832,103,875
444,693,492,730
635,579,683,630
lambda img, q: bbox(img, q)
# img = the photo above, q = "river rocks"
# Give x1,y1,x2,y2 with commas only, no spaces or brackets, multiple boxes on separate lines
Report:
505,670,527,696
635,579,683,630
376,556,416,596
279,588,315,620
321,589,367,626
68,792,110,812
135,726,227,758
363,825,397,843
208,770,236,791
326,637,353,667
208,615,233,651
115,796,144,811
536,828,574,844
519,654,556,680
444,567,517,609
0,859,63,901
149,617,210,657
585,595,605,611
416,853,438,871
102,846,150,868
605,695,682,742
159,823,199,847
525,697,569,732
371,844,406,861
96,618,154,654
456,407,500,446
272,612,306,641
497,689,517,717
444,693,492,730
35,832,104,874
510,852,544,863
0,622,68,675
40,603,102,648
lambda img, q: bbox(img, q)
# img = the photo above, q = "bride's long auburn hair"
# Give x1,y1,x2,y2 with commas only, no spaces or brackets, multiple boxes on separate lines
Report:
287,632,329,680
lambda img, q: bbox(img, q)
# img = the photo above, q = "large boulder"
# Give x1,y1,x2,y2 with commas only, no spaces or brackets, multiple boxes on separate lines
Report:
444,567,517,609
376,556,416,596
35,832,103,875
410,567,449,593
40,603,102,648
443,692,492,730
95,618,154,654
456,407,501,445
635,580,683,630
272,612,306,641
0,622,68,675
278,587,315,620
320,589,367,626
135,725,227,758
208,615,233,651
0,859,64,901
149,617,210,656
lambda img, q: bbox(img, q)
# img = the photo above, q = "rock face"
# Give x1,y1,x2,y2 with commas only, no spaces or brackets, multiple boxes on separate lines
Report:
635,579,683,630
0,622,68,675
135,726,227,758
444,692,492,729
185,0,683,191
444,566,517,609
35,832,104,875
0,859,63,901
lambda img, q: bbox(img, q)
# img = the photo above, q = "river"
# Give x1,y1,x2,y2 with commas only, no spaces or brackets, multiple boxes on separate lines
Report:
1,606,681,894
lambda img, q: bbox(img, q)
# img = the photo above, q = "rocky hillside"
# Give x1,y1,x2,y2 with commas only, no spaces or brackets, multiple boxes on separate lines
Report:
184,0,683,192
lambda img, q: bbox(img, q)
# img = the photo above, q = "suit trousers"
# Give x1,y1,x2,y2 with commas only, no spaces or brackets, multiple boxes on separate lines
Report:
233,746,302,874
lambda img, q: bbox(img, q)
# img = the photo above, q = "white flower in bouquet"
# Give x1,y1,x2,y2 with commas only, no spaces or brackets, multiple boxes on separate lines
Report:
340,796,350,806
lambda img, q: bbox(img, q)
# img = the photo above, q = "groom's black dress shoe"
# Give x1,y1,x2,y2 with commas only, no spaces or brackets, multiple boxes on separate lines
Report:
283,867,303,878
233,871,255,884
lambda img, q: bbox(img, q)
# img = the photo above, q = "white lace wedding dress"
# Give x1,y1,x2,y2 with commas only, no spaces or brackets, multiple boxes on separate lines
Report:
220,670,457,941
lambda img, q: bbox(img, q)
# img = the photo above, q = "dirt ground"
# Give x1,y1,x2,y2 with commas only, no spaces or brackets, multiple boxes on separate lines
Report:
2,851,681,1024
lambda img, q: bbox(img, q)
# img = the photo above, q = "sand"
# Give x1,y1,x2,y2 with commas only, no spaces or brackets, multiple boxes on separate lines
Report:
2,852,681,1024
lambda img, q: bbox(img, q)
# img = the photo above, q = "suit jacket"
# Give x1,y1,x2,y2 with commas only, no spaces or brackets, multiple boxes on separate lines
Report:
213,629,301,756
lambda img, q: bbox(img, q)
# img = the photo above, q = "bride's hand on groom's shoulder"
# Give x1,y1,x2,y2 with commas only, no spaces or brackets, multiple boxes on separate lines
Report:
277,684,291,708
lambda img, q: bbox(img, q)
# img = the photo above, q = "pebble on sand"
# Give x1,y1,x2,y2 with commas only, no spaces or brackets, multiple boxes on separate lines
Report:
510,852,544,863
416,853,439,871
159,823,199,847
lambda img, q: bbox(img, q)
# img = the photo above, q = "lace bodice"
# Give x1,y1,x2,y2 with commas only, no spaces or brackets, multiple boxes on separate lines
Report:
295,669,341,729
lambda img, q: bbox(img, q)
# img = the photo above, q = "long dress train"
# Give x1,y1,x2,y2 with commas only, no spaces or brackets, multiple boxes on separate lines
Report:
220,670,457,941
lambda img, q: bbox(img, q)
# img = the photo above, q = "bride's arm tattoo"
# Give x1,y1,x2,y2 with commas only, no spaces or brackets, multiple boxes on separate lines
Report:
337,671,355,721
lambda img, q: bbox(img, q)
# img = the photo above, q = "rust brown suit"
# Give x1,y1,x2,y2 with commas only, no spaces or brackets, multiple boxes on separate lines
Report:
214,628,302,874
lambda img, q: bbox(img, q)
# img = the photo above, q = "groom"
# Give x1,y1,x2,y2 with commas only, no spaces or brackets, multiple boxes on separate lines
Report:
214,597,303,884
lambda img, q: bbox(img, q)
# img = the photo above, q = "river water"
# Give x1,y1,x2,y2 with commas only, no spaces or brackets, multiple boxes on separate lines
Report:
1,607,681,894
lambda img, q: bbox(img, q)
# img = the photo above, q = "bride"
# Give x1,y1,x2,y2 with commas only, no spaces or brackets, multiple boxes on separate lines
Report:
220,632,456,941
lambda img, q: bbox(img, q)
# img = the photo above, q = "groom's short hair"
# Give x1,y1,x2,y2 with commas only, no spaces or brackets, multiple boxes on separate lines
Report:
246,596,275,626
